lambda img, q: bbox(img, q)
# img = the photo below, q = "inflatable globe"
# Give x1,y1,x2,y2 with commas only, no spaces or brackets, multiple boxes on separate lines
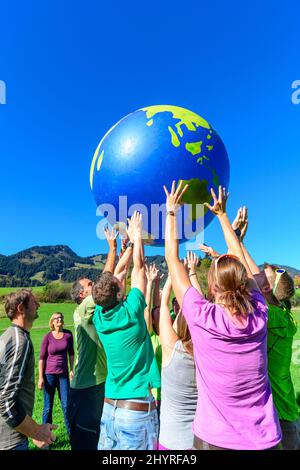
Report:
90,105,230,245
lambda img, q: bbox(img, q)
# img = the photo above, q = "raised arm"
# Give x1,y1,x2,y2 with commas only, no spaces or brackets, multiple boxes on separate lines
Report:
159,275,178,361
114,242,134,277
204,187,259,288
114,245,133,293
184,251,203,295
234,207,260,275
153,272,163,308
128,211,146,295
144,264,159,332
164,181,191,308
102,226,118,273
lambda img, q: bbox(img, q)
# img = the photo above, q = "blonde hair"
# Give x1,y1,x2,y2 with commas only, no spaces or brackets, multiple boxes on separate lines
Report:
49,312,64,330
208,255,255,316
176,312,193,356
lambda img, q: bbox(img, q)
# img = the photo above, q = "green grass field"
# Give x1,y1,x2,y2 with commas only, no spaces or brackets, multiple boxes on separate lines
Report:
0,287,45,296
0,303,299,450
0,303,75,450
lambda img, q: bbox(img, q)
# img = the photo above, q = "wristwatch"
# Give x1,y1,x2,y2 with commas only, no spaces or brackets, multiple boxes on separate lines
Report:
234,228,241,240
127,241,134,248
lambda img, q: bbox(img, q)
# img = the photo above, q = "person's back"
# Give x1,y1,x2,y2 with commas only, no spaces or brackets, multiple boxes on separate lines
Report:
183,286,281,450
93,287,160,399
92,212,161,450
159,340,197,450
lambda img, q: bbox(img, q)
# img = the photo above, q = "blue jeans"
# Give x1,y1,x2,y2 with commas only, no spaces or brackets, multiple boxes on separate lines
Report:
43,373,70,435
11,439,29,450
98,398,159,450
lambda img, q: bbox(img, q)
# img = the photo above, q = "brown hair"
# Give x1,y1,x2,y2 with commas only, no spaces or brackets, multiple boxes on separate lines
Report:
208,255,255,316
4,289,32,320
49,312,64,330
264,263,295,302
92,272,121,310
176,312,193,356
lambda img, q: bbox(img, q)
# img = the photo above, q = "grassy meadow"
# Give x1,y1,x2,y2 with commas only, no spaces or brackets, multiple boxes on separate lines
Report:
0,302,75,450
0,291,299,451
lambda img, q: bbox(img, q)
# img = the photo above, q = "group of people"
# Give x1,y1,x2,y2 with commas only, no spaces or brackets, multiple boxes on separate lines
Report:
0,182,299,451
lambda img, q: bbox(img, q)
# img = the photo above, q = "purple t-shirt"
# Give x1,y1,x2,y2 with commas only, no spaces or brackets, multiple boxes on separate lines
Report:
40,330,74,376
182,287,282,450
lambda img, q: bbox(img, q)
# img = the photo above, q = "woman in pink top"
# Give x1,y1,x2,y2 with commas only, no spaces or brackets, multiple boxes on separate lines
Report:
163,181,282,450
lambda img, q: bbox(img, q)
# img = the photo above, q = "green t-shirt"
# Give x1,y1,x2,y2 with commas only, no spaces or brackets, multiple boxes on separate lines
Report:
93,288,161,399
151,332,162,401
71,295,107,389
267,303,299,421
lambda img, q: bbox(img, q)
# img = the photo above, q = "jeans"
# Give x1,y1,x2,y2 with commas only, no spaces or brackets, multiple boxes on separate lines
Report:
280,418,300,450
99,398,159,450
43,373,70,435
11,439,29,451
68,383,105,450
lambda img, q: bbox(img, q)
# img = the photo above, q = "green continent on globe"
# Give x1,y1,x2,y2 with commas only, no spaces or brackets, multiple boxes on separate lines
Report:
142,105,214,165
180,178,211,222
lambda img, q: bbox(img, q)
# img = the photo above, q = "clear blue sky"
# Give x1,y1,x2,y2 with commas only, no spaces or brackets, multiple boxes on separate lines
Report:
0,0,299,267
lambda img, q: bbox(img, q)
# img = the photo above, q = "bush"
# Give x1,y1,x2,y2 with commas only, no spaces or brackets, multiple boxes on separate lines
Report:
291,289,300,307
37,282,72,303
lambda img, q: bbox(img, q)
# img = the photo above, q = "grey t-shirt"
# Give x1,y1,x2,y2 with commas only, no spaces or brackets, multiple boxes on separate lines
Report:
0,324,35,450
159,340,198,449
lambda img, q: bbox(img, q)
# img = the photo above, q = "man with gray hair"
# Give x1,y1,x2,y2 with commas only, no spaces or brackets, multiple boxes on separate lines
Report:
68,227,134,450
0,289,57,450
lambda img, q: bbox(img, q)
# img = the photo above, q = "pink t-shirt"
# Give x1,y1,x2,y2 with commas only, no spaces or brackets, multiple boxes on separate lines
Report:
182,287,282,450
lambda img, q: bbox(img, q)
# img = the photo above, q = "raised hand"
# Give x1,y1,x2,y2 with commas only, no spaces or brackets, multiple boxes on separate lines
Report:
231,206,248,241
240,207,248,241
103,225,118,250
199,243,220,258
232,207,243,231
185,251,200,273
145,263,159,282
204,186,229,216
127,211,143,241
163,180,189,213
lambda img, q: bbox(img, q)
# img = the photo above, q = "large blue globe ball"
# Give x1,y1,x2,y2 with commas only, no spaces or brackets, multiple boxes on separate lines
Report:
90,105,230,246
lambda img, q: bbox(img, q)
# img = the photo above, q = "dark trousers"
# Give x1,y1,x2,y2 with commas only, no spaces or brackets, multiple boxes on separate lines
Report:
68,383,105,450
280,418,300,450
43,373,70,435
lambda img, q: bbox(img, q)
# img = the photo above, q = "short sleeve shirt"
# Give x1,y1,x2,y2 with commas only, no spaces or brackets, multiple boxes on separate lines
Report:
182,286,282,450
93,288,161,399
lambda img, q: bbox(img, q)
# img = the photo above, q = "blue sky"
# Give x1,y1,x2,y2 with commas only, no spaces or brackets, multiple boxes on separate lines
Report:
0,0,300,268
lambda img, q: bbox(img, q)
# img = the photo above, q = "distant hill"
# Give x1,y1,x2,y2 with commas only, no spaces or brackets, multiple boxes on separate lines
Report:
0,245,169,287
0,245,105,287
0,245,299,287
